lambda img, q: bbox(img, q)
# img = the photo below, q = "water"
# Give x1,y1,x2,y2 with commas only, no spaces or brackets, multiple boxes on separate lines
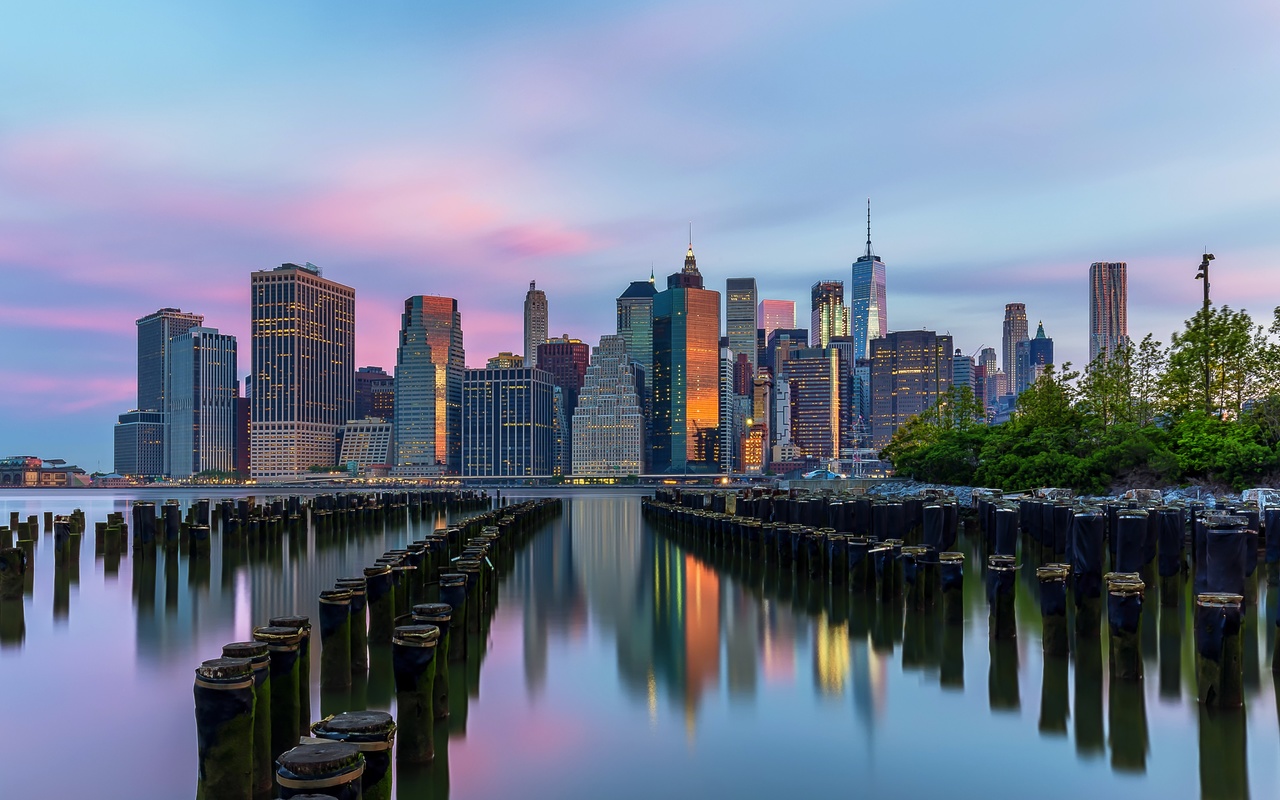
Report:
0,489,1277,799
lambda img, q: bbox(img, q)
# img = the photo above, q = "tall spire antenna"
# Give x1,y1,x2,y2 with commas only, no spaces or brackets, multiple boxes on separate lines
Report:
689,221,693,249
865,198,873,259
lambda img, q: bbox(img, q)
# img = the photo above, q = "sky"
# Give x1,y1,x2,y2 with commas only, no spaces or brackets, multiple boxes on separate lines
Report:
3,0,1280,471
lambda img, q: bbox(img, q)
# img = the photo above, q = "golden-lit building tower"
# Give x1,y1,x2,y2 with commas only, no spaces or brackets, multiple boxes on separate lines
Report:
869,330,953,451
250,263,354,478
652,242,721,472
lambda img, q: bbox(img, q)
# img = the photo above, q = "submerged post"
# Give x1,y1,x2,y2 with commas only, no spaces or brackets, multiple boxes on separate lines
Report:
222,641,273,796
193,657,255,800
275,741,365,800
1195,592,1244,708
312,710,396,800
987,555,1017,639
269,615,313,733
1106,573,1145,680
252,625,302,759
319,589,353,690
392,624,440,763
1037,564,1070,656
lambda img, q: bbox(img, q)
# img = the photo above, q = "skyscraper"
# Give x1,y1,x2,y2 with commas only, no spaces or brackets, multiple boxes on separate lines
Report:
652,242,720,472
354,366,394,420
1029,322,1054,373
168,327,238,478
870,330,953,450
850,201,888,361
810,281,849,348
250,263,355,478
783,347,841,460
128,307,203,476
953,349,976,397
462,366,555,477
1089,261,1128,364
617,275,656,376
978,347,998,407
524,280,548,368
572,335,644,476
726,278,759,375
536,335,591,420
757,299,796,341
1002,302,1028,393
113,410,165,478
394,295,465,476
718,347,749,473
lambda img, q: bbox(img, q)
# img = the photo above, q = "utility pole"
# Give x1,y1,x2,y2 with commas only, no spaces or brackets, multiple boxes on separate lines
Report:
1194,253,1215,415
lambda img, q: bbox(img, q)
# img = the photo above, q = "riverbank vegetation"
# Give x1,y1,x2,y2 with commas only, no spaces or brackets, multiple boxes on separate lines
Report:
882,305,1280,493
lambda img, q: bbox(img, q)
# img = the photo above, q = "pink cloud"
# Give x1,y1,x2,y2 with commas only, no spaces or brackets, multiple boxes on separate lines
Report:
0,370,134,414
0,304,132,334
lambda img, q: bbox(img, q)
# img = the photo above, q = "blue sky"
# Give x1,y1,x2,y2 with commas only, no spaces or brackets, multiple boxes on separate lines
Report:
3,0,1279,470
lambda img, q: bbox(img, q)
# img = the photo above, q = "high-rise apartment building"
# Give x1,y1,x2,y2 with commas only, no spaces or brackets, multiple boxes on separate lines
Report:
168,327,238,478
572,335,644,476
869,330,953,450
354,366,394,420
652,244,720,473
783,348,841,460
524,281,548,368
850,202,888,361
726,278,758,375
810,281,849,348
757,299,796,341
462,367,555,477
250,263,355,478
394,295,465,476
1002,302,1028,393
1089,261,1128,364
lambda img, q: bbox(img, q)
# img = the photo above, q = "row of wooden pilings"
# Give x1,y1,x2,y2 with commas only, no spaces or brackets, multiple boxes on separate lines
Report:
643,486,1279,711
192,495,561,800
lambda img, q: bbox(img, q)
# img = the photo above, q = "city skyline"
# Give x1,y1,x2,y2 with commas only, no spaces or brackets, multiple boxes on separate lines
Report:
6,1,1280,469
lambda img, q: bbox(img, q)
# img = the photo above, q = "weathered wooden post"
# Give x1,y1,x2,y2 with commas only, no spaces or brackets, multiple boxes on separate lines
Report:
319,589,353,690
275,741,365,799
222,641,273,796
392,624,440,763
312,710,396,800
252,625,303,759
270,615,313,732
193,657,255,800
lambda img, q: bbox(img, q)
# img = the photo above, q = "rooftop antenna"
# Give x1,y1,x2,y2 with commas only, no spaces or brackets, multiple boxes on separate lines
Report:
865,198,873,259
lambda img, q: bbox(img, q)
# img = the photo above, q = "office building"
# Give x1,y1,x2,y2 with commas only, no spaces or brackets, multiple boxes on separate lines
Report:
783,347,841,460
652,243,720,472
765,328,809,376
953,349,977,397
168,327,238,478
1089,261,1128,364
537,335,591,419
572,335,644,476
850,202,888,361
617,276,657,377
869,330,953,450
486,352,524,369
726,278,759,375
114,410,165,478
524,281,548,368
250,263,355,478
394,295,465,476
355,366,395,421
810,281,849,348
718,347,750,473
337,418,393,472
462,367,555,477
1002,302,1028,393
978,347,998,407
757,299,796,341
132,307,203,476
1029,322,1054,376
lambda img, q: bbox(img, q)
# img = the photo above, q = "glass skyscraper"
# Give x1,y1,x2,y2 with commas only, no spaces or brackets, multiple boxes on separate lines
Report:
810,281,849,348
394,295,465,476
652,244,720,472
168,327,238,478
850,203,887,361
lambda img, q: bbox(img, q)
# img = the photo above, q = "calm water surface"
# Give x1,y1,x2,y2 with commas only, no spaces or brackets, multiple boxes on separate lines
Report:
0,489,1277,799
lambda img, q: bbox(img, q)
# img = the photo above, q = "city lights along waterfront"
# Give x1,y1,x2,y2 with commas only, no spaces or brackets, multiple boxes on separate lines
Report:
1,487,1278,798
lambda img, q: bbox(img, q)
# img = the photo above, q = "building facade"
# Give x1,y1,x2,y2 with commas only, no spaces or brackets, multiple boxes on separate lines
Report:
810,281,849,348
486,352,525,369
652,245,721,472
870,330,954,451
571,335,644,476
850,205,888,361
354,366,394,421
114,410,166,478
462,367,555,477
1002,302,1028,394
250,263,355,478
536,335,591,419
337,418,393,472
783,348,841,460
725,278,759,375
756,299,796,341
131,307,203,477
1089,261,1128,364
524,281,548,368
168,327,238,478
394,295,465,476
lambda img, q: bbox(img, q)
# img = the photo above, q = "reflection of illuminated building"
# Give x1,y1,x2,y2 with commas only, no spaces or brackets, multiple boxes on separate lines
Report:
814,612,849,696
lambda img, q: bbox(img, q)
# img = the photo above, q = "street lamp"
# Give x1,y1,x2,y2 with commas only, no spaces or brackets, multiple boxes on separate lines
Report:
1194,253,1215,415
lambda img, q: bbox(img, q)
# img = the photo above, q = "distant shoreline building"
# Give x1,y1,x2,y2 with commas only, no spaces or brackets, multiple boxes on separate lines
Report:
726,278,759,375
462,366,555,477
810,281,849,349
850,201,888,362
572,335,644,476
394,295,464,476
524,281,548,369
870,330,953,450
168,327,238,478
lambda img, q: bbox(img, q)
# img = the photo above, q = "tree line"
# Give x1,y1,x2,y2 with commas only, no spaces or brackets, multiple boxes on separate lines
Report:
882,304,1280,493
